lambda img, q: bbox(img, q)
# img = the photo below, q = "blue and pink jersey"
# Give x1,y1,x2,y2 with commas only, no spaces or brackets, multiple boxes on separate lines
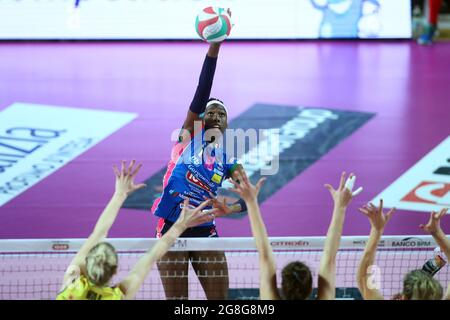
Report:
151,131,238,226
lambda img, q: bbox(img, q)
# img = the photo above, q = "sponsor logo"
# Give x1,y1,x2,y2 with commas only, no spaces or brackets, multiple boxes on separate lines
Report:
401,181,450,206
52,243,70,251
190,156,201,166
270,240,310,247
186,171,211,192
391,237,432,248
211,173,222,184
171,239,187,249
373,136,450,212
352,240,386,247
0,103,136,207
353,240,366,246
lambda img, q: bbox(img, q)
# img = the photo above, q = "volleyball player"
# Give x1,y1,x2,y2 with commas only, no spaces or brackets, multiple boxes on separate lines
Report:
152,14,248,299
357,202,449,300
418,0,443,45
229,170,358,300
57,160,216,300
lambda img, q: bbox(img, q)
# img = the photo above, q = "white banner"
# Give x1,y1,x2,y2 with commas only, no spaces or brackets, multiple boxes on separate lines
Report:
372,136,450,213
0,236,441,253
0,103,137,207
0,0,412,39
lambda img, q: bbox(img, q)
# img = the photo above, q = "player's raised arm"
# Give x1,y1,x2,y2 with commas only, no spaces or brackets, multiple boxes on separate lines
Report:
181,9,232,139
119,199,217,299
181,42,222,139
228,171,277,299
419,208,450,300
318,172,361,300
357,199,396,300
61,161,146,288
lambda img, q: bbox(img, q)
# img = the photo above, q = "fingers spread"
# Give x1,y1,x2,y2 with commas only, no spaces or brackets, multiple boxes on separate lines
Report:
438,208,448,218
127,159,135,176
352,186,363,197
228,178,240,188
345,174,355,192
131,163,143,178
386,207,396,221
256,177,266,191
359,208,369,215
324,184,334,193
228,187,241,195
113,164,120,177
339,171,346,190
121,160,126,175
241,169,250,187
134,183,147,191
195,199,212,212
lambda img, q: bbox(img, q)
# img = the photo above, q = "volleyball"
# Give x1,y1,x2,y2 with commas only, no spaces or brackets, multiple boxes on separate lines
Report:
195,7,232,43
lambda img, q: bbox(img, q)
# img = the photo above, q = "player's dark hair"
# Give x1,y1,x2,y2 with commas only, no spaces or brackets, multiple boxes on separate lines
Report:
281,261,313,300
207,97,225,105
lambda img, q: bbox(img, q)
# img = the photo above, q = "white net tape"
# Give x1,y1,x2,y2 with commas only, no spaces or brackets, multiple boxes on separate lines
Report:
1,236,448,300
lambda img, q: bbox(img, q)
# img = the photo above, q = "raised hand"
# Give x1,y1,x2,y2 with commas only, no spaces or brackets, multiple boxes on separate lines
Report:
420,208,448,235
228,169,266,203
176,198,217,229
358,199,396,232
205,193,234,218
112,160,146,197
325,172,362,209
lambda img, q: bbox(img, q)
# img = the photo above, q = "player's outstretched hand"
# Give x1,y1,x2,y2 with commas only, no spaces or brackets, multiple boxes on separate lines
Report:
228,169,266,203
176,198,217,229
358,199,396,232
325,172,362,209
205,193,235,218
420,208,448,235
112,160,146,197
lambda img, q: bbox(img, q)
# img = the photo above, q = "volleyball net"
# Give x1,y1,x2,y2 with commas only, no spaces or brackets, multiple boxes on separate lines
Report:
0,236,448,300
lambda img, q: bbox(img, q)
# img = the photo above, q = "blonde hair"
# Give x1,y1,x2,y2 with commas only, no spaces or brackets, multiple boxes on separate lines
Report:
85,242,118,287
402,270,443,300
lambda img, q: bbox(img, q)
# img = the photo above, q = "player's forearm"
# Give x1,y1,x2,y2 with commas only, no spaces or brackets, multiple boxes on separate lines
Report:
189,51,218,115
321,206,346,263
149,223,185,262
246,198,278,299
357,228,382,295
318,206,346,299
246,199,276,266
130,223,186,279
93,193,127,237
431,229,450,261
207,43,221,58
